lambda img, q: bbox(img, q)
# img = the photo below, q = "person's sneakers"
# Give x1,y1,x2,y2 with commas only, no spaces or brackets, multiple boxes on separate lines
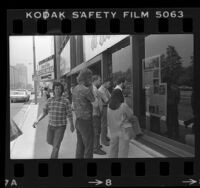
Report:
106,137,110,142
98,145,103,149
93,149,106,155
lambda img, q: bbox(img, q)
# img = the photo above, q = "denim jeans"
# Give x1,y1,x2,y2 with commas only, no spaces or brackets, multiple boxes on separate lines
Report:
93,115,101,150
101,106,108,144
75,118,94,158
46,125,66,159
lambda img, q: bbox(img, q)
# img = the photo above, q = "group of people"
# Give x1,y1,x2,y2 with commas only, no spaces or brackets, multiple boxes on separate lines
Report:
41,87,51,100
33,68,143,159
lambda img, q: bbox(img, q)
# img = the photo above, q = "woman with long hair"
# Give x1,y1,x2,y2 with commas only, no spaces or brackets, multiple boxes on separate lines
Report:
107,89,141,158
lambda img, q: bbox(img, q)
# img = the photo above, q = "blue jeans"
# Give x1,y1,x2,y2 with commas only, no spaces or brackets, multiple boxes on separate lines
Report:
93,115,101,150
101,106,108,145
75,118,94,158
46,125,66,159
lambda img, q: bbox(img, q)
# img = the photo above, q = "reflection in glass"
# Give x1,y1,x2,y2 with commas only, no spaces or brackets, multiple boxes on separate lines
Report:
111,45,133,109
144,35,194,147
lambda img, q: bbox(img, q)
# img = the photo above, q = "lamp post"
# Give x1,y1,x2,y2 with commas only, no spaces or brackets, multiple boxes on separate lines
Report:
33,36,38,104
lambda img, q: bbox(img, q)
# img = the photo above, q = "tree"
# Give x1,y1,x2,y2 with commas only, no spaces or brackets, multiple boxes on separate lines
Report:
177,56,193,86
161,45,183,85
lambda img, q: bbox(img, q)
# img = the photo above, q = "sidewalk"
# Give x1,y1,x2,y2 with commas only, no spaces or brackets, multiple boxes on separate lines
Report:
10,102,39,159
33,98,157,159
11,96,162,159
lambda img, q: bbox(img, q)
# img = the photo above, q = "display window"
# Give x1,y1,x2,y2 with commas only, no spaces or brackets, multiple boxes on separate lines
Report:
144,34,194,147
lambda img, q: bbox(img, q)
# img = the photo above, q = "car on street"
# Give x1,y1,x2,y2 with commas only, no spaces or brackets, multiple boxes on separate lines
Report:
27,89,32,95
10,90,30,103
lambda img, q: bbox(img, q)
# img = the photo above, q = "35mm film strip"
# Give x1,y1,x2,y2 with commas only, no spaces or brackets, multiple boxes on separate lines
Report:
5,8,200,188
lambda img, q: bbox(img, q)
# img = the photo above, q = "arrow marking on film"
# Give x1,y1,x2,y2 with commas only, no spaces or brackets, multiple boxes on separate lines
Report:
88,179,103,186
182,179,197,185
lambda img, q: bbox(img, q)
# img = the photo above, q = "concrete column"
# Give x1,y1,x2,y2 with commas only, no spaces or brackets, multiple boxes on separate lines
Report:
55,36,61,81
131,36,145,122
102,51,111,81
70,36,76,69
75,36,83,66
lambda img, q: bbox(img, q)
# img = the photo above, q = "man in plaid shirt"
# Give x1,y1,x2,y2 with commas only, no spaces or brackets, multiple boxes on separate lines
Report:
33,82,74,159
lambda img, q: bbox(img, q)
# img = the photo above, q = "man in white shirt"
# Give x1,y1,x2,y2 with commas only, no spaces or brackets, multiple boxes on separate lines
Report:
114,77,127,103
92,75,106,155
98,78,111,146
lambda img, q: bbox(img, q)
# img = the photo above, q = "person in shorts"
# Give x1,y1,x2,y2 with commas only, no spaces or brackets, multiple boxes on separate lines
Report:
33,81,74,159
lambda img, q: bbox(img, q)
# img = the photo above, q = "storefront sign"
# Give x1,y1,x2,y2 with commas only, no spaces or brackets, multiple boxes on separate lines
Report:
38,55,55,82
60,39,70,76
83,35,129,61
142,55,167,117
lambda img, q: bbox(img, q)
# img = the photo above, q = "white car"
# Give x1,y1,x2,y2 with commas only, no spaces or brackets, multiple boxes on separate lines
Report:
10,90,30,103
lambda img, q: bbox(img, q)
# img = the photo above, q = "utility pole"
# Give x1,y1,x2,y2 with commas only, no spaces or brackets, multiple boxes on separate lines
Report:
53,36,57,80
33,36,37,104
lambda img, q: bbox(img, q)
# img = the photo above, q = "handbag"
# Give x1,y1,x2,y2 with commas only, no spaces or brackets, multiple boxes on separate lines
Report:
10,119,23,142
121,114,142,140
130,115,143,136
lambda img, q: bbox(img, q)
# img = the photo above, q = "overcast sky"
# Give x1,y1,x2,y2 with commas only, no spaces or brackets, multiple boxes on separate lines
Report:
145,34,193,66
9,36,54,85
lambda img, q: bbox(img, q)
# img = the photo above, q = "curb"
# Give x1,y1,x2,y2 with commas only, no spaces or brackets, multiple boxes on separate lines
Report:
18,103,32,130
130,139,166,158
10,102,38,153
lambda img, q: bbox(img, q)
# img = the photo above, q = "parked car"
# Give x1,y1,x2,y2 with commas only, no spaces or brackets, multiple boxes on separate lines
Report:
10,90,30,103
16,89,31,97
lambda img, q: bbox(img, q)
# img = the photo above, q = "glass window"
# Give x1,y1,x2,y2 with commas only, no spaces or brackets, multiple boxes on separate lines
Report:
144,34,194,147
111,44,133,109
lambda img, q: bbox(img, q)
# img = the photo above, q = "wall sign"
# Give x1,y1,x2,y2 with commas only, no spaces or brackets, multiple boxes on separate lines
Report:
38,55,55,82
83,35,129,61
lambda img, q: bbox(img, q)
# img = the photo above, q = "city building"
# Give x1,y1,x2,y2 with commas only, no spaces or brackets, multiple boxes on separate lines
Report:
10,66,19,89
54,35,194,157
15,64,28,89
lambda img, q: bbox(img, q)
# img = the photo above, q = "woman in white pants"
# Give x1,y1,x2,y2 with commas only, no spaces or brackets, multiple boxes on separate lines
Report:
107,89,142,158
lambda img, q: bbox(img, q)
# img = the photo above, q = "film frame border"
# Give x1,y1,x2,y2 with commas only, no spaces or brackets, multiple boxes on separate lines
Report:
5,8,200,188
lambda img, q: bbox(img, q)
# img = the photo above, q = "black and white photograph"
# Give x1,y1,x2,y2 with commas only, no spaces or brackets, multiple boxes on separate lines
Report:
9,34,194,159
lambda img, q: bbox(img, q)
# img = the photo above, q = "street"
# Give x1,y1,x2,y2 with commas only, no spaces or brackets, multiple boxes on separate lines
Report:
10,94,35,127
10,103,24,119
10,94,40,159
